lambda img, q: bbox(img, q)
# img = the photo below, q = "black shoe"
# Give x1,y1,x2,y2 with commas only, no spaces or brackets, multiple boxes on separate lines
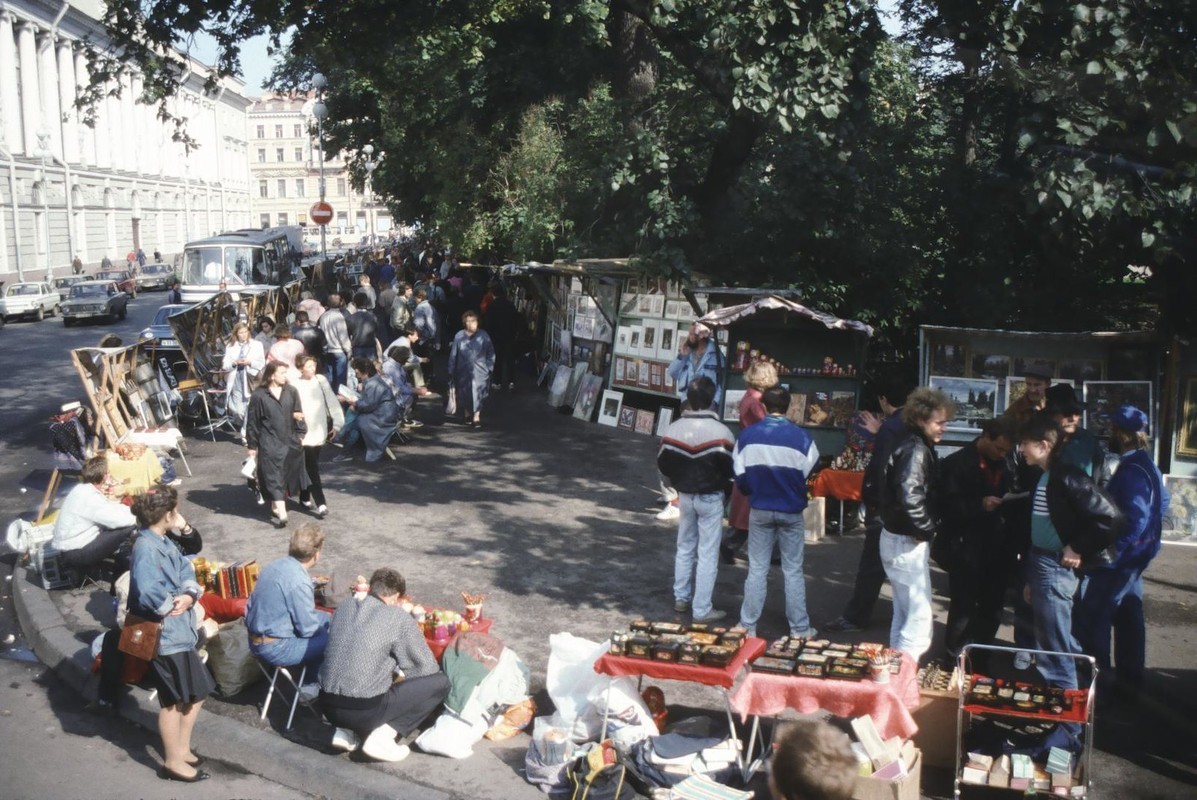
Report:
824,617,864,633
159,767,210,783
720,545,738,565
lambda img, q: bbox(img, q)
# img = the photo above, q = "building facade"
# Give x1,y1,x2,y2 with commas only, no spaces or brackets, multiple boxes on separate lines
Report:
0,0,253,283
248,93,390,249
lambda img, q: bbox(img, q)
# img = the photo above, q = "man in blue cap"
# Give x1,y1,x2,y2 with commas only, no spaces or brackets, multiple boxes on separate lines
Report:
1076,404,1167,696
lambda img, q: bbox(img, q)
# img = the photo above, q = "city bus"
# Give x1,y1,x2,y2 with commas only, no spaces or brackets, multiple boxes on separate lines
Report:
179,227,300,303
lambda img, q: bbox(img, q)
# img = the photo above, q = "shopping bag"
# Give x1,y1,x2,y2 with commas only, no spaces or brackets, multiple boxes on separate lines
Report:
567,741,627,800
445,386,457,416
117,614,161,661
240,455,257,479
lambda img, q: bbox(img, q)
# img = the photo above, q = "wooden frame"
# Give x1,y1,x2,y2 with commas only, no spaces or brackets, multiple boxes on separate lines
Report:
598,390,624,427
1176,376,1197,457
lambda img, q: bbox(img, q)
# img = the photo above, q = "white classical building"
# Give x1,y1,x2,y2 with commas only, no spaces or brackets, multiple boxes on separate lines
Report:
0,0,254,283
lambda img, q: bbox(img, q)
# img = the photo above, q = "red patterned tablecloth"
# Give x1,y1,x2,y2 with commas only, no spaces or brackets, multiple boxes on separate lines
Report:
594,638,767,689
729,652,921,740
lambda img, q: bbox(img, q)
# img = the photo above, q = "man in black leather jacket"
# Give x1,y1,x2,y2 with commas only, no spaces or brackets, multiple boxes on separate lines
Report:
1019,413,1124,690
878,387,954,661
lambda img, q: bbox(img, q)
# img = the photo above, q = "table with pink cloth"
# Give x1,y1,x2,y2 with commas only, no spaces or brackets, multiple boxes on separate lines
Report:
729,652,921,740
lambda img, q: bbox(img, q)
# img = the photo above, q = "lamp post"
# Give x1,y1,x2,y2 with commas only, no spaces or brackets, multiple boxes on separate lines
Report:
362,143,376,246
35,125,52,280
311,72,329,261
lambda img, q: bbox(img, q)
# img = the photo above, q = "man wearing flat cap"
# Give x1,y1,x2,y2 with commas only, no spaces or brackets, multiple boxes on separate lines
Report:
1003,364,1052,432
1045,383,1105,479
1076,405,1167,696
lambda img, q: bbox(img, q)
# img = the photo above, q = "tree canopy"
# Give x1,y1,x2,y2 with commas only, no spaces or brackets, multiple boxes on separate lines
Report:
89,0,1197,351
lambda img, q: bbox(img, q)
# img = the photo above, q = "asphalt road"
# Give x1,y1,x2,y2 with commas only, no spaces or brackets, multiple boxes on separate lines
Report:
0,296,1195,798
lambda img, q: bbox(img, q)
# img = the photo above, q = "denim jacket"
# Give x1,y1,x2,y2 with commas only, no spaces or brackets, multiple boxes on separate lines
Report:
128,528,202,656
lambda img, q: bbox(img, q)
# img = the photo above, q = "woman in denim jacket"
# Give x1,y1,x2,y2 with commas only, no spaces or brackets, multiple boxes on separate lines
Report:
128,486,214,783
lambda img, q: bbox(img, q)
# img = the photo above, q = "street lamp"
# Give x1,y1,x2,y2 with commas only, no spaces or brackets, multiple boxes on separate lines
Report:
35,125,53,280
362,143,376,246
311,72,329,261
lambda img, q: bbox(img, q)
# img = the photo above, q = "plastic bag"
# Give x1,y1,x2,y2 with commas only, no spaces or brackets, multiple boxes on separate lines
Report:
414,708,489,759
486,697,537,741
545,633,609,742
240,455,257,479
205,619,262,697
587,678,658,749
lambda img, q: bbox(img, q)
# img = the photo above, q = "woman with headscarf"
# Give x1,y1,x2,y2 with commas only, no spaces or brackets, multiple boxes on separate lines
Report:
245,363,307,527
221,322,266,429
346,357,399,462
446,310,495,427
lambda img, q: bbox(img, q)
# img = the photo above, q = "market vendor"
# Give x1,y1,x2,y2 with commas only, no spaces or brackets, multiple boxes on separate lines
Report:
245,524,330,668
318,568,450,761
52,455,137,574
667,322,723,409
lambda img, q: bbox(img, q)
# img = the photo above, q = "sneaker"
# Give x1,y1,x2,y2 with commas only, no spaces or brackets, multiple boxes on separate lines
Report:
160,478,182,487
298,683,320,705
693,610,727,624
673,600,691,613
790,627,818,639
330,440,344,448
332,453,354,463
361,724,410,762
405,419,424,428
301,499,316,510
655,503,680,521
824,617,863,633
331,727,360,753
384,446,397,461
1013,651,1035,670
315,505,328,518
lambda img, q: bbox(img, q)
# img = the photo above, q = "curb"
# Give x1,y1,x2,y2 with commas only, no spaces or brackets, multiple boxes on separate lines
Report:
13,565,453,800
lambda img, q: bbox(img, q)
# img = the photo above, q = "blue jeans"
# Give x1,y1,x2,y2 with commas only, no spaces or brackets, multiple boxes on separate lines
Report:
250,624,330,669
879,530,932,660
1027,550,1080,689
1076,567,1146,687
739,509,810,635
673,492,724,618
334,409,360,448
325,351,348,390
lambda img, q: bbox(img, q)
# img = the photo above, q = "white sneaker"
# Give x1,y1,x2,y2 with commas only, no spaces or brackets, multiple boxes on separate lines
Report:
298,682,320,705
655,503,680,521
361,724,410,762
331,727,360,752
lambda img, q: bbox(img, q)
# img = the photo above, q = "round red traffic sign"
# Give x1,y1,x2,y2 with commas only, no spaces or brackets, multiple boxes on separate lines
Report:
310,201,334,225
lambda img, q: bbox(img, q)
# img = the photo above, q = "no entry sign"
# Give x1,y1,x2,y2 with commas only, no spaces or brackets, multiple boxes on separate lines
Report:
310,201,334,225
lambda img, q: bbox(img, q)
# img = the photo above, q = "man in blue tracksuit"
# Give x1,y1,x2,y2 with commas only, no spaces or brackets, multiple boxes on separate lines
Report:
734,386,820,638
1076,404,1167,694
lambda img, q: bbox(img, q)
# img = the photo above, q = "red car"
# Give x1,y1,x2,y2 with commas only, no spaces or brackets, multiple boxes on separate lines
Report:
93,269,138,298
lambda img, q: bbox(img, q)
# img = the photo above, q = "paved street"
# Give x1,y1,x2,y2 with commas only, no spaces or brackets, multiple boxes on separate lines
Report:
0,298,1195,798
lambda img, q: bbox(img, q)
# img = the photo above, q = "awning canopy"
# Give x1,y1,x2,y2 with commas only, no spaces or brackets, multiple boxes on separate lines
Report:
697,295,873,337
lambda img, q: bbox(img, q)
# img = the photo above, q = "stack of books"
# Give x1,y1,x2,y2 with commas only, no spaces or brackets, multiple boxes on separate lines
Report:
193,557,260,599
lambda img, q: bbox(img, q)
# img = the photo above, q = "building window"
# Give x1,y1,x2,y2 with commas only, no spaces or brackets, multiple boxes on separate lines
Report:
260,213,270,228
294,147,303,162
276,148,284,162
274,124,283,138
256,125,265,138
257,148,266,163
295,179,306,197
259,180,268,198
278,213,289,226
337,178,346,196
277,179,287,197
293,124,302,138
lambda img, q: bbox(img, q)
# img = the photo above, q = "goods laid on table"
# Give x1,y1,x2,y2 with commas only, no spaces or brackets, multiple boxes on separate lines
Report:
111,442,148,460
960,748,1084,794
754,637,901,682
731,341,858,377
963,675,1087,723
608,619,748,666
193,557,260,599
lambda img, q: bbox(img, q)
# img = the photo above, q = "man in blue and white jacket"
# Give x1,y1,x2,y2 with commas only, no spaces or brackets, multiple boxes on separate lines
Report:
658,377,736,623
734,386,820,638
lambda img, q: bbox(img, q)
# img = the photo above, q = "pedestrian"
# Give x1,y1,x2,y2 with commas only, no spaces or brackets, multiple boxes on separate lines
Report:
292,310,325,372
734,386,821,638
154,249,162,263
101,254,113,270
254,315,278,352
723,360,778,563
345,357,399,462
1018,413,1123,689
221,322,266,429
317,294,352,389
166,280,182,305
667,323,723,410
72,254,83,275
137,247,147,269
1076,404,1163,695
877,387,954,661
347,291,380,359
294,355,343,518
245,362,307,528
1045,383,1106,478
483,285,518,391
446,310,496,427
658,377,735,623
127,486,214,783
267,326,305,379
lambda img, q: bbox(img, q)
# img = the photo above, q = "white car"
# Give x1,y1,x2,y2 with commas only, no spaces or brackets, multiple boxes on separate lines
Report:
0,281,60,322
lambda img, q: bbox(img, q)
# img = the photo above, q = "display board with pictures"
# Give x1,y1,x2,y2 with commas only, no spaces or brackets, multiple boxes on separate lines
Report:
609,276,697,399
928,376,1000,433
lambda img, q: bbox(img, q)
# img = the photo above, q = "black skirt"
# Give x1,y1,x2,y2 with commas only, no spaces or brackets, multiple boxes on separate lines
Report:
148,649,216,708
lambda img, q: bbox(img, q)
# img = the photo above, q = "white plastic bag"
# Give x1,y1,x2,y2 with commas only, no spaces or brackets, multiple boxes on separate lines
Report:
240,455,257,479
414,708,489,759
587,676,659,747
545,633,608,742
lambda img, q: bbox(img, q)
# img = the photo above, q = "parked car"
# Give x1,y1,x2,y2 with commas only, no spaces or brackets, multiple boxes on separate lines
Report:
61,280,129,326
140,303,188,351
93,269,138,297
52,275,86,302
136,263,175,291
0,281,60,322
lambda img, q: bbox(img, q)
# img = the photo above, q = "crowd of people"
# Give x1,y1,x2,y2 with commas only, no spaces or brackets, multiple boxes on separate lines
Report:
658,359,1166,701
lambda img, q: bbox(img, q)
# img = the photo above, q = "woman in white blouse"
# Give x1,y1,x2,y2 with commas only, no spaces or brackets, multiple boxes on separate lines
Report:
221,322,265,428
294,354,344,517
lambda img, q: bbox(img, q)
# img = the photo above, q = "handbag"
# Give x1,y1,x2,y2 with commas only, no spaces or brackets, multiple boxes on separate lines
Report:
567,741,627,800
118,613,162,661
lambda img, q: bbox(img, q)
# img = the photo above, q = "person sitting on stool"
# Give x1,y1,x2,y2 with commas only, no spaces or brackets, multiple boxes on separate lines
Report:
52,455,137,575
246,523,331,668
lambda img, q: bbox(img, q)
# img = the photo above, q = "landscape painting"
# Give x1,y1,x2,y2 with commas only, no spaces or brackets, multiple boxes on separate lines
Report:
929,375,999,432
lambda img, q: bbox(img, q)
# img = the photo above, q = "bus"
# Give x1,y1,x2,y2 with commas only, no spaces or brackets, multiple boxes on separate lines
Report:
179,227,301,303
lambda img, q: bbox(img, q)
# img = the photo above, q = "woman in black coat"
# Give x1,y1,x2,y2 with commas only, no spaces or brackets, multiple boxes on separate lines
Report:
246,363,306,528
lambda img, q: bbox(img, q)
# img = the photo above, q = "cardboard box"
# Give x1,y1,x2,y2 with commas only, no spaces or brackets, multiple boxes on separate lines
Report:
852,745,922,800
911,686,957,769
805,497,826,541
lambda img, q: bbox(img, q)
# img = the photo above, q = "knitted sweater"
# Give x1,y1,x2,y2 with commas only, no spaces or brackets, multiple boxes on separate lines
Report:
319,594,439,699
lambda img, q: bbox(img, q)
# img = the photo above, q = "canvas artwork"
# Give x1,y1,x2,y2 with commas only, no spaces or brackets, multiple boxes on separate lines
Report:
806,391,832,426
1177,377,1197,457
563,362,589,408
637,293,655,316
649,362,664,392
547,365,572,407
1162,475,1197,546
1058,359,1104,384
1005,376,1073,410
621,293,640,315
928,375,999,432
655,407,675,437
614,357,626,383
573,375,604,422
641,320,658,358
649,294,666,317
637,359,651,388
971,354,1010,380
658,325,677,361
572,313,596,341
628,325,642,354
786,392,808,425
723,389,746,422
1083,381,1153,439
1013,357,1056,379
615,327,630,355
618,405,637,430
665,299,684,320
828,391,857,428
931,343,967,377
598,390,624,427
634,409,656,435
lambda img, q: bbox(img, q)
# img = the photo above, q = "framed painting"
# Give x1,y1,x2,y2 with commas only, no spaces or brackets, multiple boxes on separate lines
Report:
640,319,659,359
1176,376,1197,457
649,294,666,317
928,375,999,432
547,364,572,407
655,407,675,437
563,362,589,408
634,408,656,435
785,392,807,425
930,342,967,377
1005,377,1072,411
664,299,684,320
1083,381,1152,439
1012,357,1056,379
806,391,832,427
572,374,604,422
636,293,655,316
617,405,637,430
598,390,624,427
657,324,678,361
614,357,626,384
620,292,640,315
614,326,630,355
637,359,651,388
828,390,857,428
628,325,642,355
723,389,746,422
1162,475,1197,546
1058,358,1104,385
971,354,1010,380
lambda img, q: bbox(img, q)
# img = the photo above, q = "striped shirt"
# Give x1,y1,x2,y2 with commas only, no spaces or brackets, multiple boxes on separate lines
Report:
657,410,736,494
1031,472,1063,552
733,415,819,513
